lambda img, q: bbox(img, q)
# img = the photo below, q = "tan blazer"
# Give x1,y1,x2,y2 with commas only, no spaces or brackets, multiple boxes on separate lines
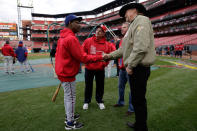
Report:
109,15,156,69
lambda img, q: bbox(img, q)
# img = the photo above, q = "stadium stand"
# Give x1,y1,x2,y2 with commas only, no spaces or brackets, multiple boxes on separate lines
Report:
0,40,33,49
11,0,196,54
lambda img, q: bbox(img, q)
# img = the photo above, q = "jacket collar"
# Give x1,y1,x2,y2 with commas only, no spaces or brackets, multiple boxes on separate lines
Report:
60,28,75,38
4,44,9,46
130,15,139,23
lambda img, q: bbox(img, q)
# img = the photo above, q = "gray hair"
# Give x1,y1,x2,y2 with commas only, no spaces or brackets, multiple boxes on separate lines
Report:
122,22,130,26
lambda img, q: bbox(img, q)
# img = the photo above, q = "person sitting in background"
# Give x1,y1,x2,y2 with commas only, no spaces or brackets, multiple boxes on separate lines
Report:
15,41,30,73
1,40,16,74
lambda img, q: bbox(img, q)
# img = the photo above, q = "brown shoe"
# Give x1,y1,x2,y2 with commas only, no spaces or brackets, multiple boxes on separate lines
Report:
127,122,135,128
126,111,134,116
113,104,124,107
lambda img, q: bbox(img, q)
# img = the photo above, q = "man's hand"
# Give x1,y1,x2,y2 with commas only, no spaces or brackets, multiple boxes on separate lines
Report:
103,53,110,60
114,36,120,43
126,67,133,75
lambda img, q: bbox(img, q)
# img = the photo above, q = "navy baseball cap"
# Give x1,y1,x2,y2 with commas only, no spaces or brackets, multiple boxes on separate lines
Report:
19,41,23,44
65,14,82,26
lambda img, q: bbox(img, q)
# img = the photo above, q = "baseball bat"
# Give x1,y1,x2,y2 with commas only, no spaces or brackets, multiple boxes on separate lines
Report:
52,83,61,102
28,60,34,72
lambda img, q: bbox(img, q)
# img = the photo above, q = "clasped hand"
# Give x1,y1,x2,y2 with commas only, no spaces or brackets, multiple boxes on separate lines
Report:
102,53,110,61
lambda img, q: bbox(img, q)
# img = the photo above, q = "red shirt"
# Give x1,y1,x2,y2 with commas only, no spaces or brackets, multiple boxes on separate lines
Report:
179,44,184,51
175,45,179,51
82,36,114,70
55,28,102,82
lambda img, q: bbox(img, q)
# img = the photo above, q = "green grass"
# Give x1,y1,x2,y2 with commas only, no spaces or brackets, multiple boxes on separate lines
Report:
156,56,181,61
157,55,197,64
28,53,50,60
148,68,197,131
0,55,197,130
185,59,197,64
0,53,49,63
0,64,197,131
0,54,3,63
154,57,174,66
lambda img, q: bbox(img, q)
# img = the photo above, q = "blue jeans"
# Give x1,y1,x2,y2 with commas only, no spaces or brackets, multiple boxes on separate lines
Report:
117,69,134,112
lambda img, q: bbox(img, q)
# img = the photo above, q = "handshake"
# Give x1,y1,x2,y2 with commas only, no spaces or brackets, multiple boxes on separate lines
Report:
102,53,110,61
101,53,133,75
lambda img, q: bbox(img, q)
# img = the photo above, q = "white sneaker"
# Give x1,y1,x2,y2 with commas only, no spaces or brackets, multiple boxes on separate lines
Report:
98,103,105,110
83,103,88,110
65,121,84,130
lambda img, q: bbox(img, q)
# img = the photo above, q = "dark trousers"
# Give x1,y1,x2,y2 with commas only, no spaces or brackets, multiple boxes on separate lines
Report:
128,65,150,131
84,68,105,103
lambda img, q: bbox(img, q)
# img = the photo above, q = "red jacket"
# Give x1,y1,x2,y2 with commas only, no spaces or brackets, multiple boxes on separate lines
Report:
110,42,116,52
1,44,15,57
55,28,102,82
82,36,114,70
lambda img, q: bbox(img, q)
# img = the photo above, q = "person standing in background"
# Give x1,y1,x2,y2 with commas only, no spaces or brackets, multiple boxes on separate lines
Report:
114,36,121,76
113,22,134,116
15,41,31,73
82,25,114,110
50,36,58,77
1,40,16,74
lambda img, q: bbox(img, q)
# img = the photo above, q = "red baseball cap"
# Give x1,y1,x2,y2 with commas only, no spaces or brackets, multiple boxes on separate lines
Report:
97,25,107,32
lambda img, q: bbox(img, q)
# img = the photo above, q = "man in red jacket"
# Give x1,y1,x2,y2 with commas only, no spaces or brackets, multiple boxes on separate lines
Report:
55,14,103,130
1,40,16,74
82,25,114,110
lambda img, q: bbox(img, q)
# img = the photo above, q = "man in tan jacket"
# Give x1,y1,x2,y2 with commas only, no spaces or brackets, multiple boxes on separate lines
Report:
103,3,156,131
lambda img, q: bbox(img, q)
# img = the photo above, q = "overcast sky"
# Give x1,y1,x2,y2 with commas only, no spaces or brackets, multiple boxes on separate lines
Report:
0,0,146,23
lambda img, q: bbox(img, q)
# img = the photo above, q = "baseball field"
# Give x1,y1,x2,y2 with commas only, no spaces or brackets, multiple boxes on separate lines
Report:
0,54,196,131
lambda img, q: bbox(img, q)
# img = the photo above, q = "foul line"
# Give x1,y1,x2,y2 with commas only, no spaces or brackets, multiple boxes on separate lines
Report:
168,61,197,70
